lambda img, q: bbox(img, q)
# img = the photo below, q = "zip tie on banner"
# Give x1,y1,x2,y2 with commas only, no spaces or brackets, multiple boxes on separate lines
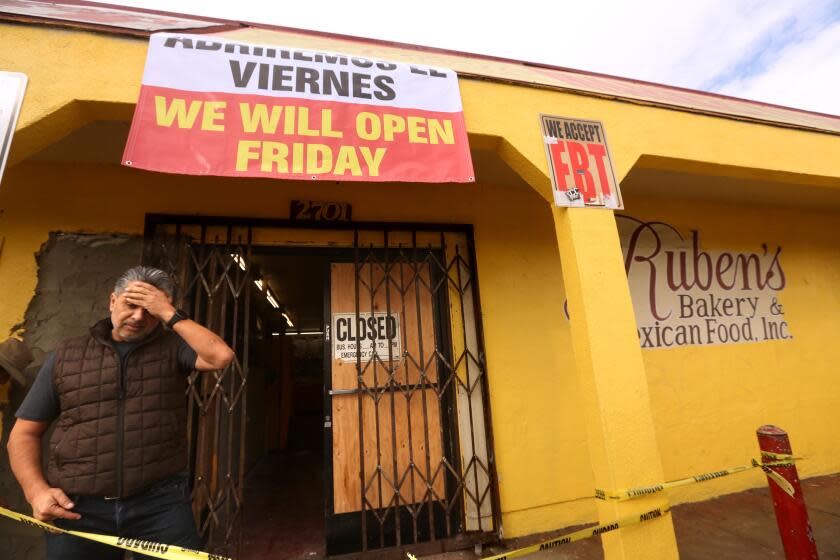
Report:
596,456,800,501
0,506,231,560
407,504,670,560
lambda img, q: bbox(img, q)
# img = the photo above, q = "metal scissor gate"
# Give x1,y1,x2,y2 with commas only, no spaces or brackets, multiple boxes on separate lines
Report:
143,215,500,558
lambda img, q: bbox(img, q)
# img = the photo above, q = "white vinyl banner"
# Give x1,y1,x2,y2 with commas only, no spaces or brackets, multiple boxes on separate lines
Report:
139,34,464,112
617,216,791,349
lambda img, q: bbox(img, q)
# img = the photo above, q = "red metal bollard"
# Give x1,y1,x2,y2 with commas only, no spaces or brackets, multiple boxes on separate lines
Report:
756,425,818,559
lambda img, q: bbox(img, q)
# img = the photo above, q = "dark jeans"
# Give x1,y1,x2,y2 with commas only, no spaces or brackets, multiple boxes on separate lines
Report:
45,475,201,560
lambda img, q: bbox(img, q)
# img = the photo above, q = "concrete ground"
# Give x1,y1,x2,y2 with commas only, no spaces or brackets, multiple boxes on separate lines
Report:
424,473,840,560
240,467,839,559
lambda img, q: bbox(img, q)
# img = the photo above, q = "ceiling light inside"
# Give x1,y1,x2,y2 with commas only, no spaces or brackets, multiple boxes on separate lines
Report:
231,253,247,271
282,312,294,328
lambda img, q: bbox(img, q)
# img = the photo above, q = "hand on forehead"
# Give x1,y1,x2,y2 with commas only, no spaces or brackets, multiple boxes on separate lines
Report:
116,282,156,304
124,281,158,291
121,281,173,303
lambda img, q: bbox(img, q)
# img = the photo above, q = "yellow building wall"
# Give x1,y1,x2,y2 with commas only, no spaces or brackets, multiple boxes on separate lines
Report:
0,161,595,536
623,195,840,502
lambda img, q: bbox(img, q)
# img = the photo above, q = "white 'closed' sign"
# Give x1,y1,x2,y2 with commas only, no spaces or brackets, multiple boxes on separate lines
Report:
332,312,401,363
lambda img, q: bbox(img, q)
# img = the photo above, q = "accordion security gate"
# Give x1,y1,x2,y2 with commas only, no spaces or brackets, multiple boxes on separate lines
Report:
142,220,254,558
142,216,500,557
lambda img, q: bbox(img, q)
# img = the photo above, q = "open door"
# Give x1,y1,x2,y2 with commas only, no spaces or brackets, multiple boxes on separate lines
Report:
144,223,254,558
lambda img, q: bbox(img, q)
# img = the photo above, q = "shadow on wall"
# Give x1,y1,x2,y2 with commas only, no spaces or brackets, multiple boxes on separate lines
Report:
0,232,142,560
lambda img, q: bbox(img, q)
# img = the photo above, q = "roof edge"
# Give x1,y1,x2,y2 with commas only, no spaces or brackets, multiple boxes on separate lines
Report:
3,0,839,125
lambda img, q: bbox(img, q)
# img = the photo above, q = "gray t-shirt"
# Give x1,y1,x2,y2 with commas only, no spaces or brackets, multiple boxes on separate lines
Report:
16,338,198,422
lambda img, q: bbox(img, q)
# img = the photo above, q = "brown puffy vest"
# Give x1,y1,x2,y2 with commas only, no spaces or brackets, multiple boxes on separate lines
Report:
47,318,187,497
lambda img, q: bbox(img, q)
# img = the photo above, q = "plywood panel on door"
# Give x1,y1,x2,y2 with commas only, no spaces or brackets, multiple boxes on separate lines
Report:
330,262,445,514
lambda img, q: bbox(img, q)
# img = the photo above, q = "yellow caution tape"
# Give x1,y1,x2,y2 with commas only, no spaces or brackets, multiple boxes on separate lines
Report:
403,455,802,560
409,505,670,560
752,459,796,497
0,506,230,560
761,451,800,461
596,456,799,501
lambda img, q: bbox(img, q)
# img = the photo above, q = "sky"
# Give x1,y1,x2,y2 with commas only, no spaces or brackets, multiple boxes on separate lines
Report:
111,0,840,115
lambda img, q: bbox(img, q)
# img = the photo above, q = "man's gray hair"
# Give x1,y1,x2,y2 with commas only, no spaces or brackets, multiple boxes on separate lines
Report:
114,266,174,296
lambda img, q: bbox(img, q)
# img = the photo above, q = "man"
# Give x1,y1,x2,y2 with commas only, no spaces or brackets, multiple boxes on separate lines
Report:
7,266,235,559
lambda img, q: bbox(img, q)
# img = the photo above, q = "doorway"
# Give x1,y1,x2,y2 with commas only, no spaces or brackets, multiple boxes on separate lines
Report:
240,252,330,560
142,217,500,559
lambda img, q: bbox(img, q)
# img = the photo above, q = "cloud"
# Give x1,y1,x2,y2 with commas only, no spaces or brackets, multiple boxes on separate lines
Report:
554,0,796,85
712,19,840,114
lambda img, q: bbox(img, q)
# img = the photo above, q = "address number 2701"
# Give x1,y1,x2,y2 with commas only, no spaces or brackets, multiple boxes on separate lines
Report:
290,200,352,222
